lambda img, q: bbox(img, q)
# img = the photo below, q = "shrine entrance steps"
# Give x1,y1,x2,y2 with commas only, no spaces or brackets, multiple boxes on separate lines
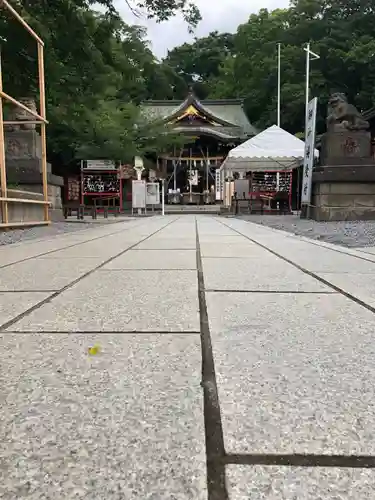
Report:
164,204,221,214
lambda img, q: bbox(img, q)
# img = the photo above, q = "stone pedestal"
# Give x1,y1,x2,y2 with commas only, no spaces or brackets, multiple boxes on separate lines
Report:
311,131,375,221
5,129,64,220
312,166,375,221
321,131,372,165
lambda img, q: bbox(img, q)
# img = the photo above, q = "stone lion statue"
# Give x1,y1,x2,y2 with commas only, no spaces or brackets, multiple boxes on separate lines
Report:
326,93,369,132
5,97,37,131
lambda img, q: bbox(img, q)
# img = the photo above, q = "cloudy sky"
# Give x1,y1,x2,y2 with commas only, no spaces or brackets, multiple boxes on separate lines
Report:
114,0,290,58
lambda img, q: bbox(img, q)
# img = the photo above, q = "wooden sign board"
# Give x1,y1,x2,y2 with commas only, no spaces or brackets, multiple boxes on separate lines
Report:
132,180,146,208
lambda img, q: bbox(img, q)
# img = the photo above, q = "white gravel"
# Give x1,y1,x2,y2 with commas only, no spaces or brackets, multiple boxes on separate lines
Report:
0,217,136,247
236,214,375,248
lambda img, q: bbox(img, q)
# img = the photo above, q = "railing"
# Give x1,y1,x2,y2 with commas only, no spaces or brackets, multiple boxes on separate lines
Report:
63,195,120,220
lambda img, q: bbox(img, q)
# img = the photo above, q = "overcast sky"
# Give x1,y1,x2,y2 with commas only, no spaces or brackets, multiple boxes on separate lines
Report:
114,0,290,58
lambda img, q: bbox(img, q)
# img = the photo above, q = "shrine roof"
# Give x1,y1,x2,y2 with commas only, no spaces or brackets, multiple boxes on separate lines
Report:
141,93,257,138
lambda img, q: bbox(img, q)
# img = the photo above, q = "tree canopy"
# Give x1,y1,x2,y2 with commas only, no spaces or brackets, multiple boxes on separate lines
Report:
2,0,375,170
165,0,375,135
0,0,194,167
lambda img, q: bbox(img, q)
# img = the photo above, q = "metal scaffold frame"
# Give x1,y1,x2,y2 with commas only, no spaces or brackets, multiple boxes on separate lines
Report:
0,0,49,228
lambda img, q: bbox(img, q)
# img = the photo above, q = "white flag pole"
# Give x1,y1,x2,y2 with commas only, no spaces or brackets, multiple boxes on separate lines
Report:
304,43,320,129
277,43,281,127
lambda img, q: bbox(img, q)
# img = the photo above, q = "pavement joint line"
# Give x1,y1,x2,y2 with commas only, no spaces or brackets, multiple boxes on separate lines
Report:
205,289,338,294
1,330,201,335
0,217,162,270
218,218,375,316
131,248,197,251
225,453,375,468
0,290,58,293
0,217,180,332
240,217,375,265
195,218,229,500
202,256,262,259
96,268,198,272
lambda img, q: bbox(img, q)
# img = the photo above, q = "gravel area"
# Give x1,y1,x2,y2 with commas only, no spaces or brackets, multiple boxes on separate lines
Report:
236,214,375,248
0,222,94,246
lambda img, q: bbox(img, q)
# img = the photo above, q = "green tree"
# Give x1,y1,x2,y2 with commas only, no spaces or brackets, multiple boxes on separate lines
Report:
164,31,234,98
1,0,190,166
122,0,201,29
208,0,375,134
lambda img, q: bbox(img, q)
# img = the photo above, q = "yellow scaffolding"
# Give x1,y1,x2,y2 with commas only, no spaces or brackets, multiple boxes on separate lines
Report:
0,0,50,227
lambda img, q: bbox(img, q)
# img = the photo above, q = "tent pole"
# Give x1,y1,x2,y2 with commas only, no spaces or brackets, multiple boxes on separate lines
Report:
173,146,177,192
206,146,209,193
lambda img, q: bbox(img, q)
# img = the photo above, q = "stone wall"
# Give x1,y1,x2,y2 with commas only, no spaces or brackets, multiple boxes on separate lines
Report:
311,181,375,221
4,127,64,221
0,189,47,224
20,183,63,210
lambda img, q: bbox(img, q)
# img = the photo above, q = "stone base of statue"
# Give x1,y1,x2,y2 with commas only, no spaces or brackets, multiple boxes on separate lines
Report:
311,131,375,221
5,129,64,221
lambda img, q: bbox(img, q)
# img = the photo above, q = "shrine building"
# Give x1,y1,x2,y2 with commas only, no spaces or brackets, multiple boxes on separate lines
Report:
141,92,257,205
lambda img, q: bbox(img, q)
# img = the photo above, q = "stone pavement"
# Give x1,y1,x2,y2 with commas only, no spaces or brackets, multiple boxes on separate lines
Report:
1,215,375,499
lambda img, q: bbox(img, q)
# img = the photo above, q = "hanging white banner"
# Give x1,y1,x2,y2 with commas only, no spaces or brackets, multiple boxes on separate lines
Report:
215,168,222,201
301,97,318,205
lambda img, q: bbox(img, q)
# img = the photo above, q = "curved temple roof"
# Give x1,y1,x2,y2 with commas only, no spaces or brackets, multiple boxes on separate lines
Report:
141,93,257,141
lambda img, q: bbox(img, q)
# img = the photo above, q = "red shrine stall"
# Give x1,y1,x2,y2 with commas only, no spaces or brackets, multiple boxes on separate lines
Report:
80,160,122,213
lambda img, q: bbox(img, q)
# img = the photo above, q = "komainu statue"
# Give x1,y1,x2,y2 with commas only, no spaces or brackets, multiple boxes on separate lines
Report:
326,93,369,132
5,97,37,131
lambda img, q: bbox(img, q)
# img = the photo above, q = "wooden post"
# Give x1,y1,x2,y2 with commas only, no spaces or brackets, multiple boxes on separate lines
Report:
2,0,44,45
37,43,49,222
0,50,8,224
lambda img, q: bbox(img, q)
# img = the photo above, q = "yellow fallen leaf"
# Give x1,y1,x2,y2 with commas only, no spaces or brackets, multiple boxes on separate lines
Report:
88,344,101,356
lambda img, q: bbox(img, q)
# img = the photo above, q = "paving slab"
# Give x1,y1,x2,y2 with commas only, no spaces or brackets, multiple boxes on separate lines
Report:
196,225,235,237
155,226,196,238
200,243,264,258
146,229,196,239
206,292,375,454
0,224,141,267
355,246,375,255
0,333,206,500
202,257,331,292
226,465,375,499
103,249,197,270
273,246,375,274
198,235,248,244
150,232,196,240
0,241,85,268
0,292,51,327
7,270,199,332
40,238,138,260
134,238,197,249
319,272,375,308
221,223,375,274
221,222,302,241
0,257,103,292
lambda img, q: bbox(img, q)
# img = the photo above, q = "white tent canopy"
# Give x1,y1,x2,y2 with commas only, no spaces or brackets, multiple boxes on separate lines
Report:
220,124,319,172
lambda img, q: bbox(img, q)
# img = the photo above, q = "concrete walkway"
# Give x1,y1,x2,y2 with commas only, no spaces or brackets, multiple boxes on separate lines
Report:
1,215,375,499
